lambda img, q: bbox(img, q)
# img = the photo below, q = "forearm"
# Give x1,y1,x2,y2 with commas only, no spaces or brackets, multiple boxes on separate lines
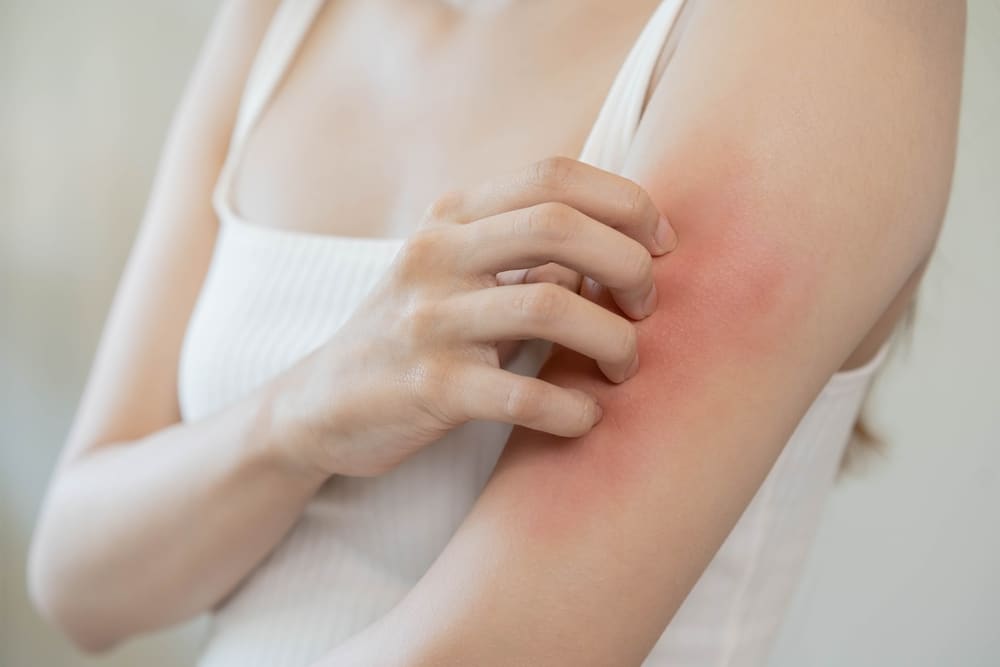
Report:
28,379,326,651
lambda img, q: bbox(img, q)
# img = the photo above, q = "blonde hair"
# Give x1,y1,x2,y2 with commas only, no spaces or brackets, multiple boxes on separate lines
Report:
837,300,917,476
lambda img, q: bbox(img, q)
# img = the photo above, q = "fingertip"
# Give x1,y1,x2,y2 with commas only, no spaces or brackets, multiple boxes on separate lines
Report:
568,395,602,436
642,283,658,318
591,399,603,426
653,215,678,255
496,268,530,286
625,353,639,381
598,360,627,385
619,290,655,322
581,276,603,301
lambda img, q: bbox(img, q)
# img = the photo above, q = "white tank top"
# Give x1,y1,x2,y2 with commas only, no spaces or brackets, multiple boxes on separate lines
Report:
178,1,891,664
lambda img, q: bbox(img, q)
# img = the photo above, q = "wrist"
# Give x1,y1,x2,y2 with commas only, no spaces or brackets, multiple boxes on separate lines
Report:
249,376,332,488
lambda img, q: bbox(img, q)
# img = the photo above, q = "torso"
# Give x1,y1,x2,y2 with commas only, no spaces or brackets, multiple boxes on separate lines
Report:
184,3,907,663
233,0,664,237
229,0,919,373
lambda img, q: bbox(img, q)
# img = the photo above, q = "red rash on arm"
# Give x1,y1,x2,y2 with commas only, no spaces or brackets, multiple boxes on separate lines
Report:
490,192,813,543
350,194,843,666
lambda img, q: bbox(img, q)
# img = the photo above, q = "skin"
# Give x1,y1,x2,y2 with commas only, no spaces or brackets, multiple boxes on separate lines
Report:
26,0,963,662
28,0,672,651
316,1,965,665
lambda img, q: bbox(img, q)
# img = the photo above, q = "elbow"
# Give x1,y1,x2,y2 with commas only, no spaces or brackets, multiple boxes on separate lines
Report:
27,527,124,654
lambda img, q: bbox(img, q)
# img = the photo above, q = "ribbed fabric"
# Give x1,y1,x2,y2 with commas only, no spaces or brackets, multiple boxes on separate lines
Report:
177,1,891,665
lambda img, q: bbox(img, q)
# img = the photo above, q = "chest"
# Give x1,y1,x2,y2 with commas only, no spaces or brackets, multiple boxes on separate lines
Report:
231,0,661,238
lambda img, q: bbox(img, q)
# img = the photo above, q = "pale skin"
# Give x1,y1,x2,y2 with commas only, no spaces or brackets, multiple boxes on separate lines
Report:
27,0,963,663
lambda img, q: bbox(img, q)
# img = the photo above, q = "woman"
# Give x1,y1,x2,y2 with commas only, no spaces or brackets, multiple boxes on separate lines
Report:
28,0,964,665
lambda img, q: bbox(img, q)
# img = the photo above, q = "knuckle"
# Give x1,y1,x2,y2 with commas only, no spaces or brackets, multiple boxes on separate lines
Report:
621,179,651,220
409,358,450,406
397,227,448,277
419,360,465,425
503,379,540,422
529,155,575,190
515,283,567,323
423,190,464,224
517,202,576,242
401,231,435,265
622,240,653,287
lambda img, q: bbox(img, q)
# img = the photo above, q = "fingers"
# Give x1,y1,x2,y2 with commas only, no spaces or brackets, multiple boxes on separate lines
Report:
427,156,677,255
494,266,580,368
495,262,582,292
454,366,602,437
441,283,639,384
463,203,658,320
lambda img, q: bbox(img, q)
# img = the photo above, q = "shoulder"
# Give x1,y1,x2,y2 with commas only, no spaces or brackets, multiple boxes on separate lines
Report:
629,0,965,276
188,0,286,99
159,0,285,169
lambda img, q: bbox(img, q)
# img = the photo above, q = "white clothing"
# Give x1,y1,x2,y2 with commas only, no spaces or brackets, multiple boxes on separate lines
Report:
178,1,891,664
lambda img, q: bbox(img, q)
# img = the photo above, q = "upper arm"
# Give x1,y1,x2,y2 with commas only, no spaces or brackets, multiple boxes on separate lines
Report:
58,0,282,466
327,1,964,664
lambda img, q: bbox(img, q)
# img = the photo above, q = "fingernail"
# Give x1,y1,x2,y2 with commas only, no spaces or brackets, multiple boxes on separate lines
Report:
642,283,658,317
625,353,640,380
654,215,678,254
592,401,603,426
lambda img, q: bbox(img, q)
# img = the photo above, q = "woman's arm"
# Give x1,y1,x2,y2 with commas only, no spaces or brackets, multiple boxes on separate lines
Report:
319,1,965,664
25,0,312,652
29,2,677,651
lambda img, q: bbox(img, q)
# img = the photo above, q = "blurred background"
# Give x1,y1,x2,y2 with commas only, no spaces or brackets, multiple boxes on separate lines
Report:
1,1,997,665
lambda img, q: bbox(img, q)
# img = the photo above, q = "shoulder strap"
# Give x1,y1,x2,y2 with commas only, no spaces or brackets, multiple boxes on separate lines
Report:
578,0,687,173
214,0,326,221
228,0,327,154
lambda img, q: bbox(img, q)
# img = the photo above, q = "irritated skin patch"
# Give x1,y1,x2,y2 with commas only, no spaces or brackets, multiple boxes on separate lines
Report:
484,215,810,545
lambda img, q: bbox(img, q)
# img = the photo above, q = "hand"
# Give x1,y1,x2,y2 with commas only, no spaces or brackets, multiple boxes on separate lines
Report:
267,156,677,477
